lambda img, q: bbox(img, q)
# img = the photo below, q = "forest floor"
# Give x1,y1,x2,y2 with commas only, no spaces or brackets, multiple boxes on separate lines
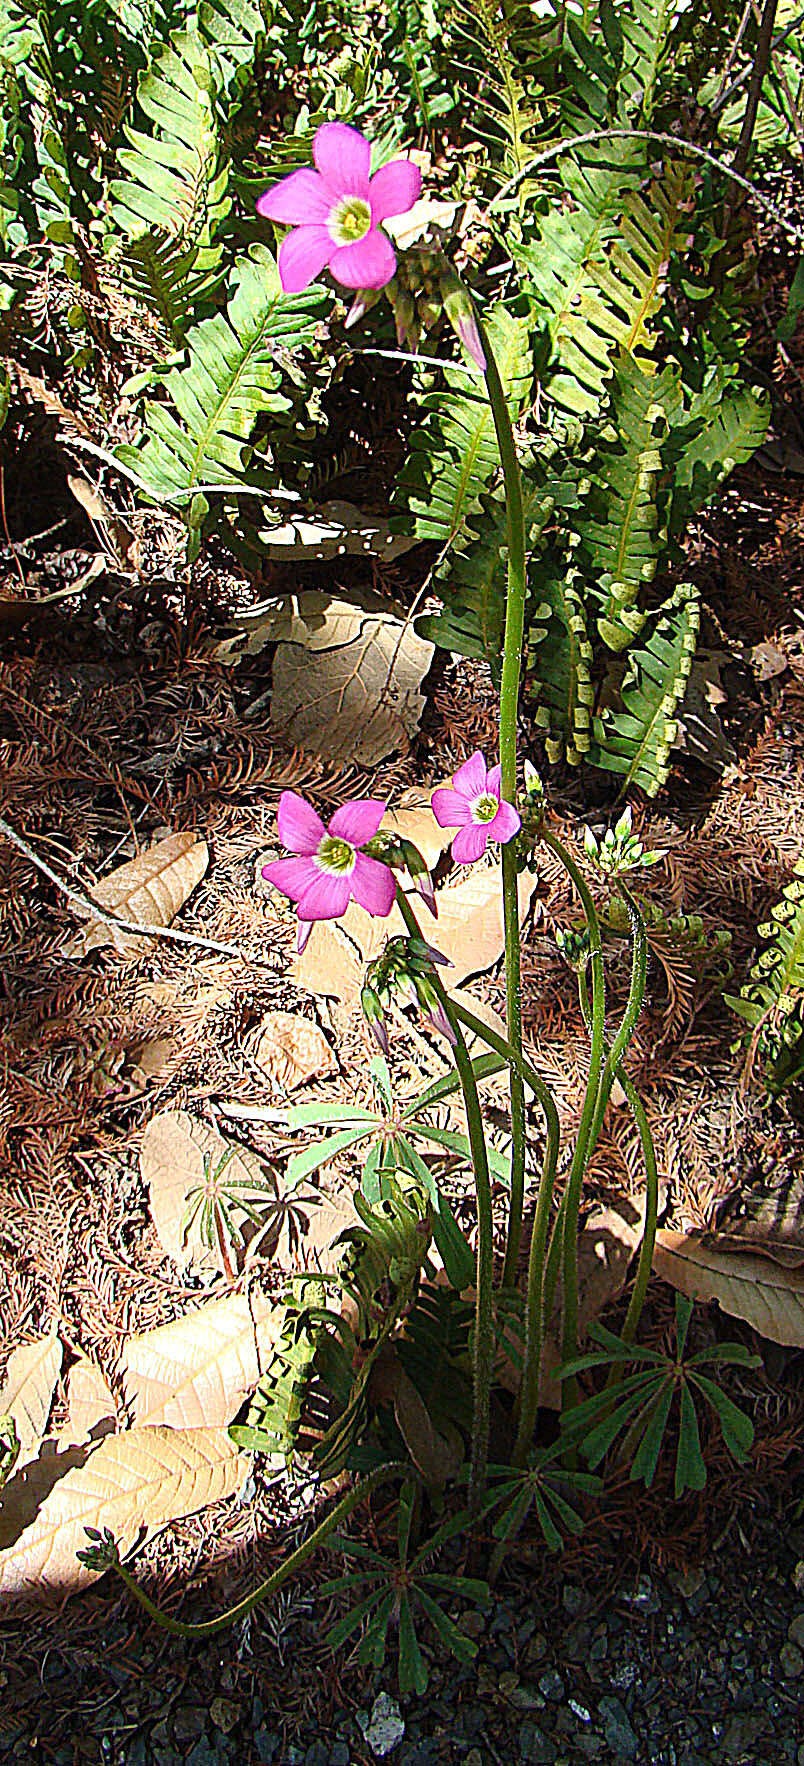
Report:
3,241,804,1764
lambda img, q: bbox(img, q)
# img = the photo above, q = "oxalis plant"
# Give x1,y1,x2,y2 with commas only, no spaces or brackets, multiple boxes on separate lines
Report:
81,120,756,1666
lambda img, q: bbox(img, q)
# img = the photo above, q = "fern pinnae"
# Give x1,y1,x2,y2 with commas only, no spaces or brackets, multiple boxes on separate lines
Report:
587,580,699,797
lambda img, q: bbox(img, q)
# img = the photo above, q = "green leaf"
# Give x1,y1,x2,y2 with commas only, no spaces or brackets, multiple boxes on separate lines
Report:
675,1381,707,1497
628,1379,674,1488
398,1591,428,1695
587,581,700,796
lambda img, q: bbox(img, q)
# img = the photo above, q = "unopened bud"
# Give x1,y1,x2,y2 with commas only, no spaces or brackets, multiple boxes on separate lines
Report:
361,984,389,1055
414,976,457,1046
344,287,383,330
439,269,486,370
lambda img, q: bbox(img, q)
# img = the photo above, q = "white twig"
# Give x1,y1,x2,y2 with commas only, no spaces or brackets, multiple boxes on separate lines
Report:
0,815,280,973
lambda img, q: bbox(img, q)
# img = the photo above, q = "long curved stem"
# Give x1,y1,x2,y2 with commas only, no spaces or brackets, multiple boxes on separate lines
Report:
539,830,606,1403
584,883,647,1166
395,890,494,1518
475,314,528,1290
100,1462,411,1639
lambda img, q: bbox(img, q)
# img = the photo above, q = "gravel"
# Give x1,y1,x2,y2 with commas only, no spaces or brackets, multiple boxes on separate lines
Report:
4,1509,804,1764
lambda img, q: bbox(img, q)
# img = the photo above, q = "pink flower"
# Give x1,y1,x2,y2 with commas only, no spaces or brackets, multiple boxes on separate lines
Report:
262,791,396,950
431,752,521,864
256,122,421,294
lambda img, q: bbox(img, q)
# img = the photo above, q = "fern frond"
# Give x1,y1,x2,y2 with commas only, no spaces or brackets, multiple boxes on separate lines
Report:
116,246,325,511
395,305,532,554
416,488,554,669
727,857,804,1095
110,28,229,240
577,351,683,651
448,0,548,184
518,157,694,417
526,568,595,765
587,580,700,796
666,366,770,537
619,0,677,121
104,228,225,347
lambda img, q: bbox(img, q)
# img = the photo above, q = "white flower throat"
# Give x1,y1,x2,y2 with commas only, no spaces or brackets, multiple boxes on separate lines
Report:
329,196,372,245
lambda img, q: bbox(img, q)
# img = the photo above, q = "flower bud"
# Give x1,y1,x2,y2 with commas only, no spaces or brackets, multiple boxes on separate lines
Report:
413,975,457,1045
344,287,383,330
439,269,486,370
361,983,389,1055
400,838,437,917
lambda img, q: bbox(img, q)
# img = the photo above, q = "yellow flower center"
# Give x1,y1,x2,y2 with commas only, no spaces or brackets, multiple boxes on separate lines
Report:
316,834,356,874
330,196,372,246
472,792,498,825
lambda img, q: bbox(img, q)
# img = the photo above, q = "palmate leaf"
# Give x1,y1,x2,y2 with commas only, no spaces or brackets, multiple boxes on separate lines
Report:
394,304,532,555
117,246,326,507
587,580,699,797
517,156,694,417
526,568,595,766
576,351,684,652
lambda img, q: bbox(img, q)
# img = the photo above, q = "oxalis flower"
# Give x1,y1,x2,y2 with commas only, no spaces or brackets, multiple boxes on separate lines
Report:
256,121,421,294
431,751,521,864
262,791,396,952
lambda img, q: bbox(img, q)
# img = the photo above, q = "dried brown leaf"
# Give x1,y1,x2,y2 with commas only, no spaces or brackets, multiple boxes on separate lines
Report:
122,1291,281,1429
0,1426,244,1599
0,1333,62,1457
652,1228,804,1345
380,793,453,870
66,1356,117,1443
269,593,433,765
251,1011,336,1093
64,833,209,959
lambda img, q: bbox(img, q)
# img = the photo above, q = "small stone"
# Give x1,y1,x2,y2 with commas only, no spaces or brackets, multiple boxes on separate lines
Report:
568,1701,591,1723
575,1741,604,1762
253,1731,277,1765
464,1754,483,1766
598,1696,638,1761
357,1694,405,1758
619,1575,661,1615
304,1747,329,1766
780,1642,804,1679
174,1711,206,1743
538,1670,565,1702
789,1614,804,1651
499,1671,520,1697
457,1610,485,1639
517,1721,556,1764
329,1747,350,1766
524,1633,548,1666
210,1700,239,1737
509,1683,541,1712
562,1587,584,1618
793,1562,804,1595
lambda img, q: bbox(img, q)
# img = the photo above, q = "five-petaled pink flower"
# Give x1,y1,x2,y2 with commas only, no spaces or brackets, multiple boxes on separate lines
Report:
262,791,396,950
256,122,421,294
431,752,521,864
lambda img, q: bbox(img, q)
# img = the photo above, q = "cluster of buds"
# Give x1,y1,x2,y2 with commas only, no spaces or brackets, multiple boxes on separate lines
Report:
361,935,454,1054
77,1526,121,1573
555,925,591,973
363,830,436,917
346,246,486,370
519,757,546,843
582,808,665,880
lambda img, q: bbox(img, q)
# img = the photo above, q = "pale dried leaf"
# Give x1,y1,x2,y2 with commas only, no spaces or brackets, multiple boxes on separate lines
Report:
141,1111,280,1275
66,1357,117,1443
384,195,460,249
0,1333,62,1456
269,593,433,765
292,863,539,1002
0,1426,244,1598
751,640,789,682
67,474,134,568
64,833,209,959
251,1011,336,1093
128,1035,184,1083
381,792,453,870
123,1291,281,1429
652,1229,804,1345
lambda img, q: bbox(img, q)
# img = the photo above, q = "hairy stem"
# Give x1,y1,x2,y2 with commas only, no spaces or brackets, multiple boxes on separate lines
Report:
100,1462,411,1639
395,890,494,1518
475,314,528,1290
584,883,647,1166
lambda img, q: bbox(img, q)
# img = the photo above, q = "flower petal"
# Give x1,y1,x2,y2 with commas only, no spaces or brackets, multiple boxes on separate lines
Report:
451,751,488,800
329,798,388,844
431,787,472,829
488,799,521,844
277,224,332,293
262,856,317,901
486,763,502,798
350,853,397,916
451,824,489,864
369,158,422,223
313,122,371,197
297,871,352,920
328,229,397,290
256,168,331,226
277,791,327,855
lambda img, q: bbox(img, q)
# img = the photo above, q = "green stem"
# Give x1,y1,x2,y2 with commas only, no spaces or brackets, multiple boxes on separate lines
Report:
395,890,494,1519
539,830,606,1400
449,1001,560,1467
584,883,647,1165
475,313,528,1290
101,1462,410,1639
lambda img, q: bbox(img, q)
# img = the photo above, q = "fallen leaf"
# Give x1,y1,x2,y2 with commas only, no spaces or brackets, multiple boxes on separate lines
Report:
751,640,789,682
251,1011,336,1093
380,791,453,870
67,474,134,569
269,592,434,766
383,195,460,250
370,1349,461,1486
66,1357,117,1443
141,1110,280,1275
127,1034,184,1083
63,833,209,959
122,1291,281,1429
673,652,735,770
652,1228,804,1345
0,1333,62,1457
0,1425,244,1599
291,861,539,1002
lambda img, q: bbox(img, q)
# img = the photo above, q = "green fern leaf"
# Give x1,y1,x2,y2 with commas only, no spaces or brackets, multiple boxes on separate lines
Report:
526,568,595,766
417,488,554,668
116,245,325,506
727,856,804,1095
587,580,700,796
395,305,532,554
618,0,677,120
666,366,770,536
110,28,229,240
